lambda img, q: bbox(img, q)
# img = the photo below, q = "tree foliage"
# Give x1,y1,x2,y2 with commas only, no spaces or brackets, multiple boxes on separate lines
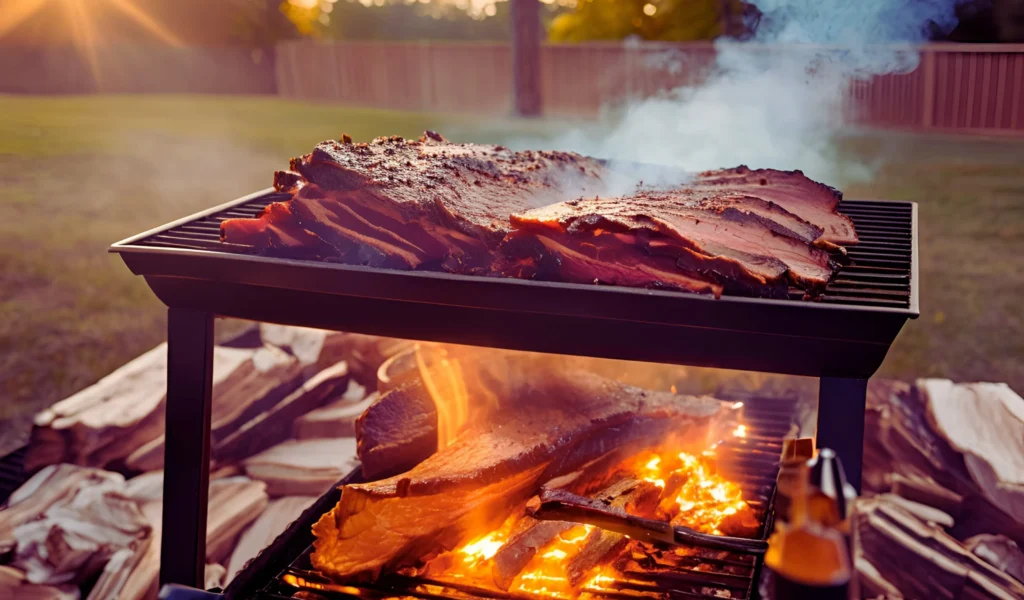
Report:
549,0,744,42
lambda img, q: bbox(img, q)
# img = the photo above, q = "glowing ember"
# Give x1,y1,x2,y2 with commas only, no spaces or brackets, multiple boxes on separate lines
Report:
427,445,753,597
733,424,748,437
460,531,506,565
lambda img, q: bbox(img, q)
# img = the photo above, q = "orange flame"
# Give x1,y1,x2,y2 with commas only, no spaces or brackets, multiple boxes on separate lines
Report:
415,343,471,450
426,444,753,598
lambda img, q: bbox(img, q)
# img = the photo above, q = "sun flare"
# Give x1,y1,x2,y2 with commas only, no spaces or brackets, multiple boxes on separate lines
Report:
1,0,184,83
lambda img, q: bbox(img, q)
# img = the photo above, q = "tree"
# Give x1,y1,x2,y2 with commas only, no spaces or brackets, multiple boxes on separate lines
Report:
549,0,744,43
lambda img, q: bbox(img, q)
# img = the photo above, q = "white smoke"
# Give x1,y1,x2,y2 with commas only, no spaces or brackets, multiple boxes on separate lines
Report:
515,0,960,189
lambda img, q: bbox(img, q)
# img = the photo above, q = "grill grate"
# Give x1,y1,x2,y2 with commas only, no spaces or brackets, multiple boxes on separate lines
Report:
246,395,795,600
132,194,912,309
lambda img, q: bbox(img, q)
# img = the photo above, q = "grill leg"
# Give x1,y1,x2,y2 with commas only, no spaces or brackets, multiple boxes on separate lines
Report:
160,309,215,589
817,377,868,494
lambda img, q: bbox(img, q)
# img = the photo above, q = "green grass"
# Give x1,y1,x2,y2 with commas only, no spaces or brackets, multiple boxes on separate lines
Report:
0,95,1022,431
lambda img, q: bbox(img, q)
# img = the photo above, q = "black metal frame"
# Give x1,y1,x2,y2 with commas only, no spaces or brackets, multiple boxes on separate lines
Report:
110,191,919,590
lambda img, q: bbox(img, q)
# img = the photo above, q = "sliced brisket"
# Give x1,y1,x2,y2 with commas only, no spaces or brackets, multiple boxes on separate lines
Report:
695,166,858,246
222,133,608,272
508,189,837,292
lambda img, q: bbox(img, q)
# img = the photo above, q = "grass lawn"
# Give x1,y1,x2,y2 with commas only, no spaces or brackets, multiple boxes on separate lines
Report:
1,95,1022,438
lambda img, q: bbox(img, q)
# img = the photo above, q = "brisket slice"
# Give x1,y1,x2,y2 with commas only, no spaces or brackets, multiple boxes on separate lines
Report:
695,166,857,246
221,134,608,272
310,371,721,580
508,189,837,292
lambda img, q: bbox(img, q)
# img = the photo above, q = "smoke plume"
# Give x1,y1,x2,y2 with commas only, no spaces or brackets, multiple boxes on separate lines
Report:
517,0,960,188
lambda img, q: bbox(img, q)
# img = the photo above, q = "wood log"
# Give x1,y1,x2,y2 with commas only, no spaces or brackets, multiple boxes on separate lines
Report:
118,474,268,600
7,467,150,587
243,438,359,497
226,496,315,585
0,464,124,555
491,517,576,590
888,473,964,518
966,534,1024,585
258,324,328,365
25,344,254,472
126,345,307,472
922,379,1024,525
0,566,80,600
855,496,1024,600
564,478,663,586
294,390,375,440
213,361,351,464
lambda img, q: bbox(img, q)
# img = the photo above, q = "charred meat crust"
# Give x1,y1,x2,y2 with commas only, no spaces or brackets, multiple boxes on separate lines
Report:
222,136,854,296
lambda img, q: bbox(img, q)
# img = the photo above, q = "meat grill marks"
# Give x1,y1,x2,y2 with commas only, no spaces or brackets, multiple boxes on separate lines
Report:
508,188,837,294
222,133,609,272
695,166,858,247
220,135,856,297
310,370,722,581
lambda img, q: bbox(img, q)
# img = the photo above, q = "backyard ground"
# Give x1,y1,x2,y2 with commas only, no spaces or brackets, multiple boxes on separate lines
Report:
1,95,1022,446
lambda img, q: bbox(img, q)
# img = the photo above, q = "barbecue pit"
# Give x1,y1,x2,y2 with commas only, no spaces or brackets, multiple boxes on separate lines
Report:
110,190,918,595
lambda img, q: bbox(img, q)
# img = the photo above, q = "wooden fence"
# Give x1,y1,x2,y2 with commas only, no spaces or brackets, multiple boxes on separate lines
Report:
276,40,1024,135
0,45,276,95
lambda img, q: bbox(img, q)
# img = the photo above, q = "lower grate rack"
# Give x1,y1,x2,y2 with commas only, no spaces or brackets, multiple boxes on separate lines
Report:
247,395,795,600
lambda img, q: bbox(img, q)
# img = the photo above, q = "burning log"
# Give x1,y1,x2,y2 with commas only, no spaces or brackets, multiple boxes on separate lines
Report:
491,517,576,590
565,478,662,587
243,438,359,497
310,370,722,580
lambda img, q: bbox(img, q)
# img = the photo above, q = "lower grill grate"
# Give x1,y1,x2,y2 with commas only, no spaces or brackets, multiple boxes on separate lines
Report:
249,395,796,600
133,195,912,309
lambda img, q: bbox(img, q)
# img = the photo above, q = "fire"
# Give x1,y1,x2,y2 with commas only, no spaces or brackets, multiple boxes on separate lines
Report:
415,343,471,450
733,424,748,438
424,445,752,599
631,449,750,535
459,531,506,565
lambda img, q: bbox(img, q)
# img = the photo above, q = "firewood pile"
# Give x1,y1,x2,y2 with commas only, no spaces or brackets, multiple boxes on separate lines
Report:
856,378,1024,599
0,325,411,600
2,326,1023,600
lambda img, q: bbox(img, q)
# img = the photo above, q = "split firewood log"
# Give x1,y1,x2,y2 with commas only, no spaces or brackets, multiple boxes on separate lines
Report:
243,438,358,497
118,473,268,600
0,464,119,555
213,361,351,464
0,565,80,600
855,496,1024,599
225,496,316,585
293,391,376,440
966,534,1024,585
26,344,255,472
126,345,308,472
6,466,150,588
921,379,1024,525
